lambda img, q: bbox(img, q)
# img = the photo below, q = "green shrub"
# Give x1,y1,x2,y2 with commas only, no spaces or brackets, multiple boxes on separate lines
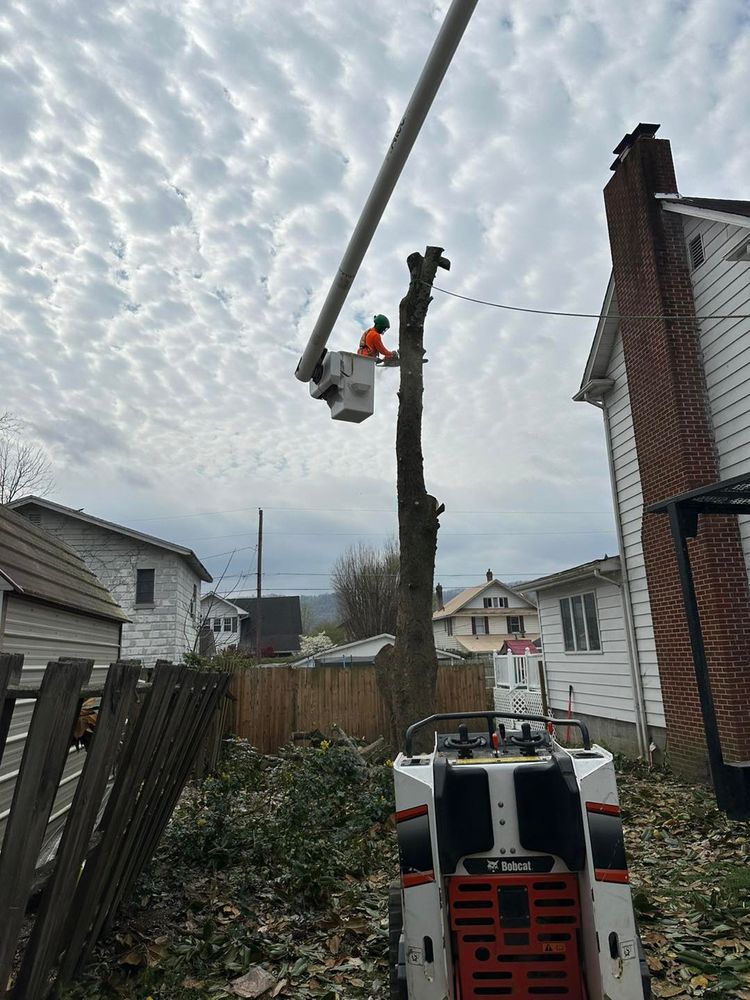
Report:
165,739,395,908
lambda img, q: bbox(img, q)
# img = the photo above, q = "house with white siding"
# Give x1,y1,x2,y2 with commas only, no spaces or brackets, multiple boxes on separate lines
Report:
521,557,661,758
0,503,128,840
572,123,750,777
199,592,248,651
433,572,539,655
9,496,212,666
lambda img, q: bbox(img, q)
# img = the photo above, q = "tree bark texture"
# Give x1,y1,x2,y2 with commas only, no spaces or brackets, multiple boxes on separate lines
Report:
377,246,448,752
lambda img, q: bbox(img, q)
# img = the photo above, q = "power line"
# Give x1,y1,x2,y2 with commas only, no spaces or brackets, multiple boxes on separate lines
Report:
216,570,562,582
133,504,614,522
429,282,750,321
196,528,615,555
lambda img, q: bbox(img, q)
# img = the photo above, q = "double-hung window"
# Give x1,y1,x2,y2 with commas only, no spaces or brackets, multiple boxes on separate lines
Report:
471,616,489,635
506,615,525,634
560,593,601,652
213,618,221,633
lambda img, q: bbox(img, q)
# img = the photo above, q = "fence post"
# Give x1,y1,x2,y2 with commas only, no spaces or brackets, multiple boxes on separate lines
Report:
0,653,24,764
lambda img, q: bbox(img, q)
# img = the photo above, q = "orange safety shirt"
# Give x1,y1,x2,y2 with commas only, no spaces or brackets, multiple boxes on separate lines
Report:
357,327,393,359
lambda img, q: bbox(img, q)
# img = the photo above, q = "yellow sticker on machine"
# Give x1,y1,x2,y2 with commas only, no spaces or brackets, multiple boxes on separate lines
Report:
451,756,549,765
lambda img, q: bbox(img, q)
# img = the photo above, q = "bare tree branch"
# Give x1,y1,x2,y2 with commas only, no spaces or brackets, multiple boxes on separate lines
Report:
0,414,54,504
332,540,399,641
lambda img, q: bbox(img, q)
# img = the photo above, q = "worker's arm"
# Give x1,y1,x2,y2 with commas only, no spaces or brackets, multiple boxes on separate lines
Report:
370,331,393,358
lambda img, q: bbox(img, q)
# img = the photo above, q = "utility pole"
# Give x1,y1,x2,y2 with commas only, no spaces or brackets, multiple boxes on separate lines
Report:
376,246,449,749
255,508,263,663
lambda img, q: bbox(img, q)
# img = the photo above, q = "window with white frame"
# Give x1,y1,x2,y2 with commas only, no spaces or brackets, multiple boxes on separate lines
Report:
483,597,492,608
559,592,601,652
495,597,508,608
447,618,453,636
212,618,221,633
506,615,525,635
223,617,232,632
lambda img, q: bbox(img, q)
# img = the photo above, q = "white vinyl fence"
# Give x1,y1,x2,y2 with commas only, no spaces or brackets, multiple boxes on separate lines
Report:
492,651,547,723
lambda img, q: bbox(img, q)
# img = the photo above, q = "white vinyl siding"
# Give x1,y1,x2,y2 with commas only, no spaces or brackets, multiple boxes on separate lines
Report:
604,331,665,728
0,595,121,842
538,577,636,723
199,595,244,650
685,214,750,581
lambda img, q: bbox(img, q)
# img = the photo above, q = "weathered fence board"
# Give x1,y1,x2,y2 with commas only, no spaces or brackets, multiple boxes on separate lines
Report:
13,661,142,999
0,658,93,994
232,661,490,752
0,659,230,999
58,661,186,980
0,654,23,763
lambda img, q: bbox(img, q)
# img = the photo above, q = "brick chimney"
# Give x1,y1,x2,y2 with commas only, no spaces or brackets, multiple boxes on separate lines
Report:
486,569,493,582
604,124,750,774
435,583,444,611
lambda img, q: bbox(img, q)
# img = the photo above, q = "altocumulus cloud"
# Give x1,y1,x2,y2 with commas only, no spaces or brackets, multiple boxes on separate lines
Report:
0,0,749,592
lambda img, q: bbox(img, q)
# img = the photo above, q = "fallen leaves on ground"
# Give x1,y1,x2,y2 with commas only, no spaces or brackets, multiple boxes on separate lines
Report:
618,760,750,999
60,749,749,999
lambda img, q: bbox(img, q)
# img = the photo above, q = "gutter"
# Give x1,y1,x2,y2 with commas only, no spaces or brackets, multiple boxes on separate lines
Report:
599,397,650,759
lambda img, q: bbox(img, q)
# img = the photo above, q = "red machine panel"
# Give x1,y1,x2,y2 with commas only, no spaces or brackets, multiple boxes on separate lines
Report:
447,874,584,999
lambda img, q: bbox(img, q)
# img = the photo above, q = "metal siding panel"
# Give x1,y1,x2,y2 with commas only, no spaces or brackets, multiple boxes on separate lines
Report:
0,597,120,842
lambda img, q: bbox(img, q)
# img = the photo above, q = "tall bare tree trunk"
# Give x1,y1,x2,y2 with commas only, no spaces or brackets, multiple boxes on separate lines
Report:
377,246,448,751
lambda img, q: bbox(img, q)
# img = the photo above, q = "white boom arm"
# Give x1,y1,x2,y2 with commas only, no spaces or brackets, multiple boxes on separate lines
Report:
295,0,479,383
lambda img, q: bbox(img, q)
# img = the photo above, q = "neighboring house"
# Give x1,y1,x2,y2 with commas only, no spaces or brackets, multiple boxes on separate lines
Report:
9,496,212,666
0,503,128,839
433,571,539,654
199,592,248,651
291,632,463,668
235,596,303,656
573,123,750,776
521,557,664,758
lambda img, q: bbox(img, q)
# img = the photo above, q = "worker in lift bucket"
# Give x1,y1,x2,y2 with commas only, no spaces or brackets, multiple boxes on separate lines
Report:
357,314,397,363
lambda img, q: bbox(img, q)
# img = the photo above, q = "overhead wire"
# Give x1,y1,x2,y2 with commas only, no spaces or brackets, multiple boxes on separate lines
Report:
428,282,750,321
133,504,614,522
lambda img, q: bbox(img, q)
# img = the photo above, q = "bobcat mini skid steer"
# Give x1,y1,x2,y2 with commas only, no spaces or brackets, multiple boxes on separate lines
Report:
390,711,650,1000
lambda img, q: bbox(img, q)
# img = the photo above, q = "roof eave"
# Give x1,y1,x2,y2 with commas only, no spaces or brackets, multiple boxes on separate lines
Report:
521,557,621,593
575,274,620,400
661,200,750,231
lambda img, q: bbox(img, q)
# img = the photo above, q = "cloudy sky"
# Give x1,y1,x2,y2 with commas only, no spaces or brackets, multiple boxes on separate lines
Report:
1,0,748,598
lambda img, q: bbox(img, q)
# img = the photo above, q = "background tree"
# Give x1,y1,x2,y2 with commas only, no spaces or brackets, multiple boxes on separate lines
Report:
0,411,54,504
298,632,336,657
332,540,399,641
376,247,449,750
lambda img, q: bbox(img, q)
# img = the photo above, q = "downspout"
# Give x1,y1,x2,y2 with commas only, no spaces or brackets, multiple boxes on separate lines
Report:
598,396,650,760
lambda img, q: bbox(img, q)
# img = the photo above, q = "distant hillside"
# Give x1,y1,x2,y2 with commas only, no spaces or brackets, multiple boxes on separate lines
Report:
300,592,341,629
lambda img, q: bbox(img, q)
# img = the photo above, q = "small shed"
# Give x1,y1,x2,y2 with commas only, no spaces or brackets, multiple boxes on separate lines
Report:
0,504,128,838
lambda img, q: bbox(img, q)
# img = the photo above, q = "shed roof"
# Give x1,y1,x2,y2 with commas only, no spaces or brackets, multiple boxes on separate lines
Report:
0,504,129,623
9,495,212,582
502,639,540,655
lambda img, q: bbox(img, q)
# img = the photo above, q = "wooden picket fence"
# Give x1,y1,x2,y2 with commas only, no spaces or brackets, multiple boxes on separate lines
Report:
0,654,230,1000
231,660,491,752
